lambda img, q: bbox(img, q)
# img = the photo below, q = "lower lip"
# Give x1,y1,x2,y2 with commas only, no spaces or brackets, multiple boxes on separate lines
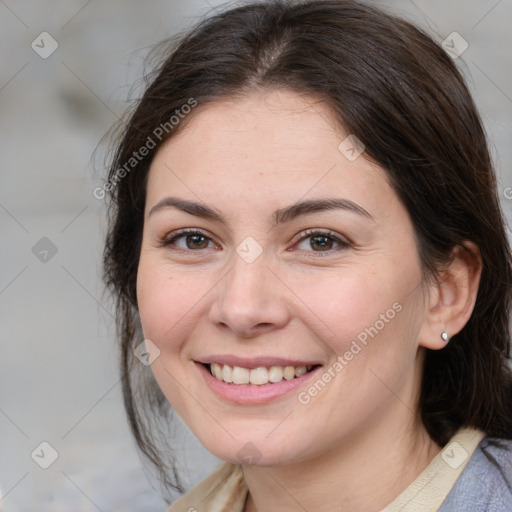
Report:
196,362,322,405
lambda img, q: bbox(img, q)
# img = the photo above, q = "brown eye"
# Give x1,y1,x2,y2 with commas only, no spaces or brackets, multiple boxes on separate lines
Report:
294,229,351,254
310,235,334,251
161,229,217,251
185,234,209,249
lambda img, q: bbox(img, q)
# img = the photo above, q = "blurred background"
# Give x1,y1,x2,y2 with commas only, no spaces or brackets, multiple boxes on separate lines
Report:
1,0,511,510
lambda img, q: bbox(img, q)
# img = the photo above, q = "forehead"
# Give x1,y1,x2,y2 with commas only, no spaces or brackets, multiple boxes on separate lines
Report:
146,90,395,219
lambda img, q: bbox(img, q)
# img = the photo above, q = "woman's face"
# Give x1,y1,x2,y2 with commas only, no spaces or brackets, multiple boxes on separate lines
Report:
137,90,432,466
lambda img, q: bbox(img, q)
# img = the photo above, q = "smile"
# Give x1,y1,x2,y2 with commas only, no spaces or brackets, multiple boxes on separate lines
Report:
196,359,323,405
209,363,315,385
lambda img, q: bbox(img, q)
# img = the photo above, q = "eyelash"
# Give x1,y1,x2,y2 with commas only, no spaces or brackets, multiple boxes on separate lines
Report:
292,229,351,254
159,229,217,251
159,228,351,255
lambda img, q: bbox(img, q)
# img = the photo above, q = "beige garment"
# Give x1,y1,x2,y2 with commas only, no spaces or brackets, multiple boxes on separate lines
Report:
382,427,484,512
167,427,485,512
168,462,248,512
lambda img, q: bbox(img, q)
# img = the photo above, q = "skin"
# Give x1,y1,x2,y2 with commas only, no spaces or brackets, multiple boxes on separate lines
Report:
136,89,481,511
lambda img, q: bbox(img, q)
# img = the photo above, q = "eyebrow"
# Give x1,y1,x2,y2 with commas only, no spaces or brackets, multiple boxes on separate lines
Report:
148,196,373,224
149,197,224,222
272,198,373,225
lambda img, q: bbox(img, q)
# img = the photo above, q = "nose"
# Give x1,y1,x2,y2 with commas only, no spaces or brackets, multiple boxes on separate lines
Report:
208,255,291,338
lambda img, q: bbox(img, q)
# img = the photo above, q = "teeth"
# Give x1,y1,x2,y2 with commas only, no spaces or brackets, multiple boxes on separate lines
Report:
213,363,223,380
232,366,250,384
249,367,268,385
283,366,295,380
222,364,233,383
209,363,313,385
268,366,283,382
295,366,308,377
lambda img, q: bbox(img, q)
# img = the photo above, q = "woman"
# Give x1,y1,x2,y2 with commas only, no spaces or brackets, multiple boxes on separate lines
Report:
102,1,512,510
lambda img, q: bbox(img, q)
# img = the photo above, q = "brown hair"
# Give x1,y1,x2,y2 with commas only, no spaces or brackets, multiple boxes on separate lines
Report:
102,0,512,497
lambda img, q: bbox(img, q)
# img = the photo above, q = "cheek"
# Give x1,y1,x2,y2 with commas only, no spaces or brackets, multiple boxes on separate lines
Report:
136,262,199,350
292,269,423,426
136,262,208,414
288,256,423,371
290,267,395,346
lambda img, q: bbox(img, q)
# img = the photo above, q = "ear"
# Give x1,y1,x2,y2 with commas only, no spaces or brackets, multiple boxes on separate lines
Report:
418,242,482,350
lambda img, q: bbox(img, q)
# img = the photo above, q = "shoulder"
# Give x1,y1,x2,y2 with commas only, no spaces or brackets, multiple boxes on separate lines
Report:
166,462,248,512
440,436,512,512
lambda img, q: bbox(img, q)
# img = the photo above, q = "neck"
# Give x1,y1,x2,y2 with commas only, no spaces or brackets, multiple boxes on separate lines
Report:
242,407,441,512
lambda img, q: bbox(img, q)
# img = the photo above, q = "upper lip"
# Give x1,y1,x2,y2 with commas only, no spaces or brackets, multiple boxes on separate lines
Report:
196,355,322,369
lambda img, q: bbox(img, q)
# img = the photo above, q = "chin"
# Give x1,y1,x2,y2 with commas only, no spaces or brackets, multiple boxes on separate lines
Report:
197,430,312,467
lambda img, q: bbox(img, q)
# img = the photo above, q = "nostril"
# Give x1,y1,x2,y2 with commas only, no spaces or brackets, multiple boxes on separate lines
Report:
255,322,272,329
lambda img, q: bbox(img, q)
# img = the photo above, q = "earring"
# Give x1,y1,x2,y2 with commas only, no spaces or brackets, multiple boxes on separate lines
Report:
441,332,450,343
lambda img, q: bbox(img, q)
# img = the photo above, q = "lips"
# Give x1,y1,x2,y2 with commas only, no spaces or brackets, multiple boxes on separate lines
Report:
195,360,323,404
194,354,323,404
197,355,321,370
209,362,317,385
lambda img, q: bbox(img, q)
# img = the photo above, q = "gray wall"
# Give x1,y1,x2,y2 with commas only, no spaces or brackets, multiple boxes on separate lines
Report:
1,0,511,510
